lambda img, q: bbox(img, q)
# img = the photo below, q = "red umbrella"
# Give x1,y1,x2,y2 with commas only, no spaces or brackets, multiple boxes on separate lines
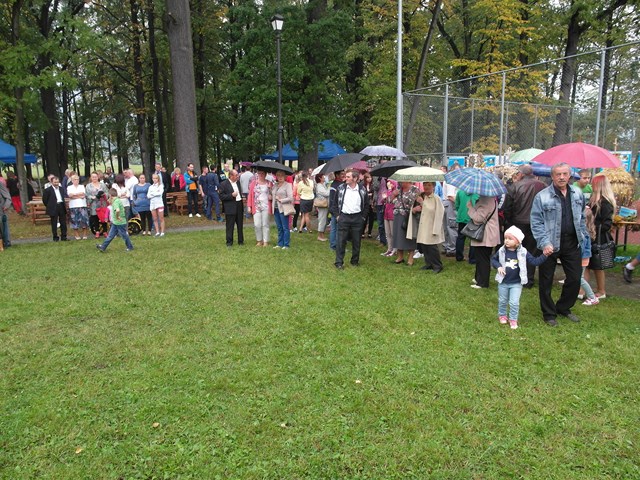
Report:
350,160,370,172
533,142,621,169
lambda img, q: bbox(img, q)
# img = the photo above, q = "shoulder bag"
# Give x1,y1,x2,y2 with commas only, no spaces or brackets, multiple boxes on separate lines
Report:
461,201,496,241
589,224,616,270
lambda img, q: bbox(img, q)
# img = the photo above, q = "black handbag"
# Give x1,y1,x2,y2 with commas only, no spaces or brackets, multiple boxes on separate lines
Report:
589,225,616,270
461,202,496,241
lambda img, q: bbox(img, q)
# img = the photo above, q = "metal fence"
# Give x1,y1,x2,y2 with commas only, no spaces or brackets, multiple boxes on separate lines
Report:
403,41,640,172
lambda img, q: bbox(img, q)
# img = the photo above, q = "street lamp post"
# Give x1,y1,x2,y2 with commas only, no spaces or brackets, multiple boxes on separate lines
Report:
271,14,284,164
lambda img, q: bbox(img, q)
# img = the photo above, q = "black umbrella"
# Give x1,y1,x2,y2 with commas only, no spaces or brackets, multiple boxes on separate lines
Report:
253,160,294,174
318,153,365,175
369,158,418,178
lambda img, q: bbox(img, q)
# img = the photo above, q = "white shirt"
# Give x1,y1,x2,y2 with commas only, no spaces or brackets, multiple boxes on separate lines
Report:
240,171,253,193
53,186,63,203
125,176,138,201
114,184,131,207
443,182,458,201
67,184,87,208
341,184,361,214
231,181,242,201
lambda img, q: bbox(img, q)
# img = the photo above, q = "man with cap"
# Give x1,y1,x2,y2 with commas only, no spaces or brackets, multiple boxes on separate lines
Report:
502,164,546,288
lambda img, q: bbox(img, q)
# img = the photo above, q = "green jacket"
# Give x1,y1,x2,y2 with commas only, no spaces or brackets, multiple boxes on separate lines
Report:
455,190,479,223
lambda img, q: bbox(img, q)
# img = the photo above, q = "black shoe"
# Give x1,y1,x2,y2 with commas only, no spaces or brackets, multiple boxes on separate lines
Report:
564,313,580,323
96,244,105,252
445,252,456,257
545,318,558,327
420,265,433,270
335,264,344,270
623,267,633,284
53,237,59,242
433,267,444,274
61,238,68,241
350,262,359,267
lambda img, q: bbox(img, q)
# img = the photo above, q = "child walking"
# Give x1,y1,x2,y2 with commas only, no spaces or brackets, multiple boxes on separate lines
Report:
491,226,548,329
579,207,599,305
96,188,134,252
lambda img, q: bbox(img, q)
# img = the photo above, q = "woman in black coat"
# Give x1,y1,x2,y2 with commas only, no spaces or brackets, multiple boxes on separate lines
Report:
587,175,616,299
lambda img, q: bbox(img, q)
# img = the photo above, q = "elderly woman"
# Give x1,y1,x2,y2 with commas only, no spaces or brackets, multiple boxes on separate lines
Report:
467,195,501,288
314,174,330,241
132,174,152,235
171,167,185,192
586,175,616,299
66,174,89,240
272,170,294,249
85,172,110,238
409,181,445,273
392,181,420,265
247,170,273,246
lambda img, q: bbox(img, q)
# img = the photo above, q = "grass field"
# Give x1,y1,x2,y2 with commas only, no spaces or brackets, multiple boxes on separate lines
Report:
1,228,639,479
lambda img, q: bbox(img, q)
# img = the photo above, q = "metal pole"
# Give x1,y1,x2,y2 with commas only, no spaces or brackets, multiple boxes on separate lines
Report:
470,98,475,154
396,0,403,156
276,31,283,164
443,83,449,166
533,105,538,148
498,72,506,163
595,49,606,146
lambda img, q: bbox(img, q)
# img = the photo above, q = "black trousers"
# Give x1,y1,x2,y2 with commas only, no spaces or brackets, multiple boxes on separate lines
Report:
187,190,199,214
474,246,493,288
538,234,581,321
50,203,67,240
225,213,244,246
336,213,364,266
456,222,476,262
139,211,153,231
420,244,443,271
514,222,539,287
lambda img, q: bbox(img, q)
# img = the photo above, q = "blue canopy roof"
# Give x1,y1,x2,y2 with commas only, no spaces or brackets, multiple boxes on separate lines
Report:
261,139,346,161
0,139,37,164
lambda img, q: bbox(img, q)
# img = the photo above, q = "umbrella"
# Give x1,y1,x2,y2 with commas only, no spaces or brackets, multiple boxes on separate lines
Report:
240,161,254,167
318,153,364,174
350,160,370,172
390,166,445,183
369,158,418,178
360,145,407,158
252,160,294,174
445,168,507,196
533,142,621,169
509,148,544,163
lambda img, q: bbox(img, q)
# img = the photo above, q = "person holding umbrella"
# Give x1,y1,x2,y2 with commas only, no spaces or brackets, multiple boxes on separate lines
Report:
272,170,294,249
411,181,445,273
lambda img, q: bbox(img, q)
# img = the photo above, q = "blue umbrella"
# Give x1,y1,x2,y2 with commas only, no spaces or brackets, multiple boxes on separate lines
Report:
445,168,507,196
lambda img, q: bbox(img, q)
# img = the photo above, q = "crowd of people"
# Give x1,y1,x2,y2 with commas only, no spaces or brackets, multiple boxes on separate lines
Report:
1,159,638,327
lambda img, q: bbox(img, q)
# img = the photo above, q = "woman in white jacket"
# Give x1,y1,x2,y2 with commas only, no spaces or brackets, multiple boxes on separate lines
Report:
147,174,165,237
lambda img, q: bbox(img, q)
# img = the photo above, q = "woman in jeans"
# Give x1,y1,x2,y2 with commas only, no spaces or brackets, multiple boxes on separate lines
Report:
272,171,294,249
132,174,152,235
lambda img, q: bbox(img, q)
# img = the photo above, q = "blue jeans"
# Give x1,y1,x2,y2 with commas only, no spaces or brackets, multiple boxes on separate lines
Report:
329,215,338,250
498,282,523,320
100,223,133,250
206,192,221,219
376,205,386,245
274,210,290,247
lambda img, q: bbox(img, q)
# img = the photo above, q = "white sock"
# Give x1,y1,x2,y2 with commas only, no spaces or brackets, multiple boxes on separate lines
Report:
626,263,635,270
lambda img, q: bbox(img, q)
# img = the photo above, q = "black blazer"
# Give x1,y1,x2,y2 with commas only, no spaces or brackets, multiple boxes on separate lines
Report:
219,179,243,215
42,186,67,216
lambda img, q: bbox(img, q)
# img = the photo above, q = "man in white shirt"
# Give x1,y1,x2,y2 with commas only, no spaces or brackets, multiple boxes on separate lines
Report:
330,169,370,269
239,167,254,218
124,169,138,219
219,169,245,246
42,176,68,242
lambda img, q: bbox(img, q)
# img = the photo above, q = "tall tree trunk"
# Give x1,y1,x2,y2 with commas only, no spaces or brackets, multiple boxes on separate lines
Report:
165,0,199,172
552,6,587,146
403,0,443,152
147,0,168,171
130,0,151,175
11,0,28,214
193,0,208,168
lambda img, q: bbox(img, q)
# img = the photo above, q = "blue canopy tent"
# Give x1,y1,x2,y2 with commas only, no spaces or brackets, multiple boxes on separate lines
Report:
0,139,37,164
261,139,346,161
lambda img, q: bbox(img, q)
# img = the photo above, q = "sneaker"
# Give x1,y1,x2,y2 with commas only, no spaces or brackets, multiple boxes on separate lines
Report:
558,279,565,284
381,250,391,256
499,315,508,324
155,232,161,237
273,245,281,249
82,236,87,240
470,284,482,289
509,319,518,329
189,214,193,218
564,312,580,323
623,266,633,283
95,232,101,239
292,227,298,232
471,278,477,285
595,293,606,300
196,213,201,218
413,252,424,259
160,232,165,237
582,297,599,306
126,247,134,252
281,246,289,250
96,244,105,252
545,318,559,327
577,294,584,300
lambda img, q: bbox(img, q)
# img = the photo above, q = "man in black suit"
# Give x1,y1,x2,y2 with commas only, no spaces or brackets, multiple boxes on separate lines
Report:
42,176,68,242
219,169,244,247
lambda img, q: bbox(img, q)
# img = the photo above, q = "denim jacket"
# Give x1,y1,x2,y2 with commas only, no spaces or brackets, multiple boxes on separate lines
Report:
530,184,586,252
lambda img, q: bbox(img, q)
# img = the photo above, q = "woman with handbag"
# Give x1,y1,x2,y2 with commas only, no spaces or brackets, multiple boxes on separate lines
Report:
467,195,501,288
314,174,330,241
247,170,273,246
586,175,616,299
391,182,419,265
272,170,294,249
361,173,376,238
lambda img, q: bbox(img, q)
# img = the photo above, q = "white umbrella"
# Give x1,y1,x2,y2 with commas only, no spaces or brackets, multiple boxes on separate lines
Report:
390,166,445,182
360,145,407,158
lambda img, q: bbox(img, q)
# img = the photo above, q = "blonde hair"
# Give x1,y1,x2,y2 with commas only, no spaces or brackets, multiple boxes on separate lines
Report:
584,206,596,240
589,175,616,214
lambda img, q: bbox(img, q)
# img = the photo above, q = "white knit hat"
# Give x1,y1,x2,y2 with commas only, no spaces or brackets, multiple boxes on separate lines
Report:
504,225,525,244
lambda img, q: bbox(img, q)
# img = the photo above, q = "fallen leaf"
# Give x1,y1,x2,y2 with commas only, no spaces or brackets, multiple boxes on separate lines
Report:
75,447,83,454
152,422,160,428
355,379,362,384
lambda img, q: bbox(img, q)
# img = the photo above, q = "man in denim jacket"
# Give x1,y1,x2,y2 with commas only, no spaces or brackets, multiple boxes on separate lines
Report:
530,163,586,327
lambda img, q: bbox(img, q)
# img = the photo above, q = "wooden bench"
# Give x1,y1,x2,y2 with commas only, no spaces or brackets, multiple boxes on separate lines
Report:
171,191,188,215
28,196,71,225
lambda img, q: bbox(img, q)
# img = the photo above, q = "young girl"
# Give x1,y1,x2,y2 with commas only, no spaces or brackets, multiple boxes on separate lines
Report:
491,226,548,329
147,174,165,236
580,207,599,306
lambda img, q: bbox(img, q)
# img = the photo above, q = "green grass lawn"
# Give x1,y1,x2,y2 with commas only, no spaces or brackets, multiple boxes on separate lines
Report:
1,229,639,479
